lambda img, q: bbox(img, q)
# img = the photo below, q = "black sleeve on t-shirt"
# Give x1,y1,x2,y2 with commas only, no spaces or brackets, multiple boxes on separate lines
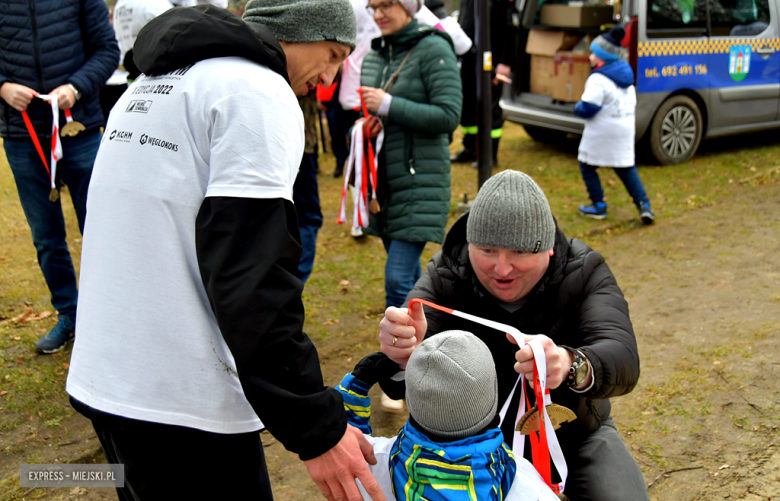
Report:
195,196,347,461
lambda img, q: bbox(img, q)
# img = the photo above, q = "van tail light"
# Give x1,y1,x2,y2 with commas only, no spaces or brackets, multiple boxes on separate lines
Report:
625,16,639,84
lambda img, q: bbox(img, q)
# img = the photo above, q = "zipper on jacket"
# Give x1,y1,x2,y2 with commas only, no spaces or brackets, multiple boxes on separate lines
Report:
29,0,45,94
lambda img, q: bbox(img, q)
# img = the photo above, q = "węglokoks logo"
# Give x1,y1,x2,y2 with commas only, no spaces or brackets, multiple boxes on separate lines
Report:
139,134,178,152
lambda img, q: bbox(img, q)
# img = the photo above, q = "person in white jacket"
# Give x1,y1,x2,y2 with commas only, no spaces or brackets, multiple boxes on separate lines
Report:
574,26,654,225
337,331,560,501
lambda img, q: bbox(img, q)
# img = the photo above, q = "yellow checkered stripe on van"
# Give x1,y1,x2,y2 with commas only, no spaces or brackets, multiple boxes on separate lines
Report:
638,38,780,56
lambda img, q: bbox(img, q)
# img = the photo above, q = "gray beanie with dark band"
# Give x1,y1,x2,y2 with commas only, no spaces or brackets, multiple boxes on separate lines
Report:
466,170,555,253
406,331,498,439
243,0,357,50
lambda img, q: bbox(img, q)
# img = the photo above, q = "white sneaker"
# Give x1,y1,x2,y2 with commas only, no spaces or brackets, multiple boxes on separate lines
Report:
351,225,364,238
380,392,405,414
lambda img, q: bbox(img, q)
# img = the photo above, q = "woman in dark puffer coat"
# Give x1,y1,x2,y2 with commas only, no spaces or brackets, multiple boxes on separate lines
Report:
357,0,462,310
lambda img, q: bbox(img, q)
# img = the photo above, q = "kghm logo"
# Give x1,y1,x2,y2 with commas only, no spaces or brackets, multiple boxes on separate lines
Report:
139,134,178,152
109,130,133,142
125,100,152,113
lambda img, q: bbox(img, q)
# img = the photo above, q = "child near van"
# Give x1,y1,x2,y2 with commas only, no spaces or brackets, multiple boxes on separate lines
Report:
336,330,560,501
575,26,655,224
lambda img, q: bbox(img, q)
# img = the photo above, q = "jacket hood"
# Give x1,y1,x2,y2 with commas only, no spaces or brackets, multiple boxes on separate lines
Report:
594,60,634,88
371,19,455,52
133,4,288,83
441,212,569,300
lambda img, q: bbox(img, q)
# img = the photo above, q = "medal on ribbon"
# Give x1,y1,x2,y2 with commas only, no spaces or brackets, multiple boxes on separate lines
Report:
60,109,85,137
21,95,63,202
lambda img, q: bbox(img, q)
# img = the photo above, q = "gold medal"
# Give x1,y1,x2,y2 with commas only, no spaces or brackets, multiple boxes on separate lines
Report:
516,404,577,434
61,120,85,137
49,188,60,203
61,109,85,137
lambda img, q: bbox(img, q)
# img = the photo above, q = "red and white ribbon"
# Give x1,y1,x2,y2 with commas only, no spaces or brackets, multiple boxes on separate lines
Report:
407,298,568,493
338,89,384,229
20,94,63,194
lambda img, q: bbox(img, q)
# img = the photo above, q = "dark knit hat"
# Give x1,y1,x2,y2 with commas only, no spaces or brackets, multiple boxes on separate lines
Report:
590,25,625,63
466,170,556,253
243,0,357,50
406,331,498,439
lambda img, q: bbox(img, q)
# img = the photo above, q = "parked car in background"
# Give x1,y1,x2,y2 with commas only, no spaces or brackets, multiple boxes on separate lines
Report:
501,0,780,164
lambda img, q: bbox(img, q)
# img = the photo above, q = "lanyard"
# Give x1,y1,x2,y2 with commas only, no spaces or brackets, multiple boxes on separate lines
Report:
20,95,63,202
406,298,568,493
337,88,384,228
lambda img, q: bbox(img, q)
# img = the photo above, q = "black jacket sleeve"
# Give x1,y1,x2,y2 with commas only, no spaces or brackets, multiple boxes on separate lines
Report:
196,196,347,461
575,253,641,400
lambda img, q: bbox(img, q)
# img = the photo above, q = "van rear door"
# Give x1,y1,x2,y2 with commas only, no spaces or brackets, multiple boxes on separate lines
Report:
707,0,780,130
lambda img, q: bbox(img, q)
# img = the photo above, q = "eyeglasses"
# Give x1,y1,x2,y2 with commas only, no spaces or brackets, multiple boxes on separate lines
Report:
366,0,397,16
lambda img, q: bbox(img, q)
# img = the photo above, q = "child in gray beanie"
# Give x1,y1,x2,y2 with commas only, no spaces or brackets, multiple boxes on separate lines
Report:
336,331,558,501
242,0,357,50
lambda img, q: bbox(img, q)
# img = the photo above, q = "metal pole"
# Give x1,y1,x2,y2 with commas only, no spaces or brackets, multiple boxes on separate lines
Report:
475,0,492,188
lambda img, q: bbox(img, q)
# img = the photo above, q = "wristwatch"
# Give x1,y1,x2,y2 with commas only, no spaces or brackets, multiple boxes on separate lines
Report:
561,346,589,388
67,83,81,101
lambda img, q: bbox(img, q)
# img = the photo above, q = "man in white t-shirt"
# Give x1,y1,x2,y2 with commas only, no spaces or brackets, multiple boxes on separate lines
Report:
66,3,388,500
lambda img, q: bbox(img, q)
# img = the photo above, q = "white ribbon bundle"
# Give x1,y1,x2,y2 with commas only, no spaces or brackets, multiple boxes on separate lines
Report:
337,124,384,230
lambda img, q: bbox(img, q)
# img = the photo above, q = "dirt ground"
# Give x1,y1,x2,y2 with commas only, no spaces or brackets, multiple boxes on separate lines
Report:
11,165,777,501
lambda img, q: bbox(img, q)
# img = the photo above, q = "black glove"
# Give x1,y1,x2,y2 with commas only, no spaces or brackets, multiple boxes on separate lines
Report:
352,352,400,387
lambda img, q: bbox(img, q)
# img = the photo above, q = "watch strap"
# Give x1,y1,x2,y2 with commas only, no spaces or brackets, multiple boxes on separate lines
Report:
67,83,81,101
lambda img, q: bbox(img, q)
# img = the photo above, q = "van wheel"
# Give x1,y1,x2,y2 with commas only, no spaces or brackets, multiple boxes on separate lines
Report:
649,95,703,165
523,125,568,144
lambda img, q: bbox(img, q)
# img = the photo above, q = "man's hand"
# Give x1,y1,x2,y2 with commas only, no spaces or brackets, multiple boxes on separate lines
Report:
507,334,572,390
304,425,387,501
0,82,38,112
492,63,512,85
354,116,382,139
379,302,426,369
49,84,77,110
359,86,386,112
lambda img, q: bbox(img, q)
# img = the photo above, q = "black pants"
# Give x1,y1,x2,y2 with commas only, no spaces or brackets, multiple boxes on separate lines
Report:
73,399,274,500
562,419,650,501
459,51,504,133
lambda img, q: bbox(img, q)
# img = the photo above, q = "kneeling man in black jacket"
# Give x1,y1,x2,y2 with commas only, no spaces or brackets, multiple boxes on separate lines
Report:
379,169,649,501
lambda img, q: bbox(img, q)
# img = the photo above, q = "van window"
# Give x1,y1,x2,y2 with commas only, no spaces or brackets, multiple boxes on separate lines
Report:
709,0,770,36
646,0,707,37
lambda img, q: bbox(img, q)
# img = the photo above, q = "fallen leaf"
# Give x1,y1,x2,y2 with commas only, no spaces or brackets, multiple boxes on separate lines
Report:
719,464,730,470
333,319,340,324
733,422,743,429
63,363,69,369
0,306,33,326
24,310,52,322
0,391,7,396
339,280,350,286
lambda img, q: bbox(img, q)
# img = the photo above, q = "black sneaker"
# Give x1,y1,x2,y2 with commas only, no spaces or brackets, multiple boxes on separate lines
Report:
35,316,75,354
639,202,655,225
450,148,476,163
333,164,344,178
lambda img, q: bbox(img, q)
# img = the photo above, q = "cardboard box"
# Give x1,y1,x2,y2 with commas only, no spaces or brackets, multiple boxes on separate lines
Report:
552,51,592,102
541,5,614,28
526,30,582,95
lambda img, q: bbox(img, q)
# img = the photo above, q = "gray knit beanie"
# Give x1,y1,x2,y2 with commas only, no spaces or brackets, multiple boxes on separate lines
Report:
243,0,357,50
406,330,498,439
466,170,555,253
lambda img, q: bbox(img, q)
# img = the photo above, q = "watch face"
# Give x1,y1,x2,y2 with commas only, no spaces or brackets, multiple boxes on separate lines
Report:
575,359,588,385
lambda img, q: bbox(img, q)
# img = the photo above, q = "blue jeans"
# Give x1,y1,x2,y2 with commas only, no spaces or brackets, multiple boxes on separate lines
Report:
382,239,426,309
3,130,102,320
293,153,323,284
579,162,649,208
